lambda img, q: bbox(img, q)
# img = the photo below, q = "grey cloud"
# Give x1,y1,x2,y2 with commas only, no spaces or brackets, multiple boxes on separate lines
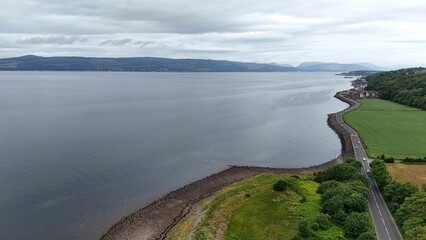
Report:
16,36,88,45
100,38,132,46
133,41,155,47
0,0,425,66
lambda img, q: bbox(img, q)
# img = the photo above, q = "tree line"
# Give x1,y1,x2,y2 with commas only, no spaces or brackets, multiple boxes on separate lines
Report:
365,68,426,110
370,160,426,239
291,159,375,240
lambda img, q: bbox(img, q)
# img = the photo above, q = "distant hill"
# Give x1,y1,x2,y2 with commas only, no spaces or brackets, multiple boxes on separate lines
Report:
297,62,381,72
0,55,299,72
0,55,387,73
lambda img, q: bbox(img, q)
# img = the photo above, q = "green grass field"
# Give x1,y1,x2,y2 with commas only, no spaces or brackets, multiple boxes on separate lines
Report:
167,173,345,240
344,99,426,159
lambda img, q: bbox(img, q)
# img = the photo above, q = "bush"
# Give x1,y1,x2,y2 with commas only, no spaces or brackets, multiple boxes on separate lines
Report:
298,219,311,238
356,232,376,240
344,212,370,239
299,196,307,203
273,180,288,192
317,180,341,194
395,192,426,238
402,157,426,163
332,209,347,225
291,175,301,179
384,157,395,163
314,162,367,185
370,160,391,190
311,222,320,231
291,235,305,240
314,213,332,230
384,180,418,213
422,183,426,192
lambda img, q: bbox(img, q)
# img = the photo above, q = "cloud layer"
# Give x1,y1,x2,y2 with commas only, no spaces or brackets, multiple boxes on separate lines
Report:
1,0,425,67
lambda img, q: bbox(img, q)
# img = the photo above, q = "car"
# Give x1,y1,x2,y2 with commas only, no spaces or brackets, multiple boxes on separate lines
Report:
366,168,370,174
362,157,367,161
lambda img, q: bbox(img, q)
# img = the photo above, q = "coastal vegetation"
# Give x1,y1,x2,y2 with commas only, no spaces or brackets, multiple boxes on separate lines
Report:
167,160,377,240
314,159,374,240
344,99,426,159
167,173,347,240
365,68,426,110
369,160,426,239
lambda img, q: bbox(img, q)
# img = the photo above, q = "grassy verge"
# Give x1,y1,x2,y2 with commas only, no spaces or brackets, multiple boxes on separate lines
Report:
167,173,345,240
386,163,426,188
344,99,426,159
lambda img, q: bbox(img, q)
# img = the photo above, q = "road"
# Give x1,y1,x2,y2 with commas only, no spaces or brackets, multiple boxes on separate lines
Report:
334,93,403,240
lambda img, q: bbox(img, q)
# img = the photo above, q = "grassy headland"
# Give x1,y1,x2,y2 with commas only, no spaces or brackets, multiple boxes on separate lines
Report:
344,99,426,159
167,173,345,240
167,159,376,240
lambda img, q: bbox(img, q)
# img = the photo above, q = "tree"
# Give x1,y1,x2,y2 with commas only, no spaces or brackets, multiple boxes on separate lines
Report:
273,180,288,191
343,213,370,239
332,209,347,225
346,192,368,213
314,213,332,230
370,160,391,190
396,192,426,238
298,219,311,238
384,181,418,213
405,226,426,240
317,180,341,194
356,232,376,240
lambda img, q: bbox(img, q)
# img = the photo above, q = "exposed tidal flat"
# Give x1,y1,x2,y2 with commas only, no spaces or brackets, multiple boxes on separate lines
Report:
0,72,349,240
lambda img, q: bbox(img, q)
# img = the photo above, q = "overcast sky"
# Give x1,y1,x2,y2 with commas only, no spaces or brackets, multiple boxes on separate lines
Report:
1,0,425,67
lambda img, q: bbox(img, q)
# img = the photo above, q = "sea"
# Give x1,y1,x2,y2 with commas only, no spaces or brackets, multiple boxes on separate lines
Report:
0,72,350,239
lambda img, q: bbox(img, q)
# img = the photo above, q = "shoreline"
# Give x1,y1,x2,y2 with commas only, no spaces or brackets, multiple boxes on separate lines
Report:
100,93,352,240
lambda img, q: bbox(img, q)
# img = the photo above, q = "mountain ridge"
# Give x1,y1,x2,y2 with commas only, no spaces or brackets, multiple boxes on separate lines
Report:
0,55,384,72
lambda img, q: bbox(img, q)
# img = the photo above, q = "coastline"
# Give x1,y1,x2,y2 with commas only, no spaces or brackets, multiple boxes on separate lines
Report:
100,92,351,240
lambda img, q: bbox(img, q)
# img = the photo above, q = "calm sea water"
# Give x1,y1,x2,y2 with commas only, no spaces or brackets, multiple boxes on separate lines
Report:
0,72,349,239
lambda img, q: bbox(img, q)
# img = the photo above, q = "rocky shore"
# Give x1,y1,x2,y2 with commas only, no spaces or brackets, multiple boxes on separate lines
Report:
100,93,352,240
327,93,356,158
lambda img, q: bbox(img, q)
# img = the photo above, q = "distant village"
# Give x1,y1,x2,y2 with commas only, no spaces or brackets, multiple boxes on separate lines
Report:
348,78,379,99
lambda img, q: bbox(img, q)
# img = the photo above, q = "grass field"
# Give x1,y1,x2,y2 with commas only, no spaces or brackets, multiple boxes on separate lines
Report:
386,163,426,188
167,173,345,240
344,99,426,159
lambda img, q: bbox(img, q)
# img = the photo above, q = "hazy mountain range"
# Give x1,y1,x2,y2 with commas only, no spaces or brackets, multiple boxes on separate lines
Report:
0,55,386,72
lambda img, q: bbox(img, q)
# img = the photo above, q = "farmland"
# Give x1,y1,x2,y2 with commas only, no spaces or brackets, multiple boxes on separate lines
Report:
344,99,426,159
386,163,426,188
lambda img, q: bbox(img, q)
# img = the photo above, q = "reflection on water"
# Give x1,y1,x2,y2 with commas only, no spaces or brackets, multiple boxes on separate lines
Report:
0,72,349,239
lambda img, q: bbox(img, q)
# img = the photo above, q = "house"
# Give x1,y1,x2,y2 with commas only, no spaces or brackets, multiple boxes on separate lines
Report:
348,88,379,99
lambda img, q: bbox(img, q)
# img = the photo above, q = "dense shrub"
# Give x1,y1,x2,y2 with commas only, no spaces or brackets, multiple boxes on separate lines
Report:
297,219,311,238
313,213,332,230
343,212,370,239
316,180,341,194
356,232,376,240
315,162,367,185
370,160,391,190
402,157,426,163
396,192,426,239
273,180,288,192
384,180,418,213
384,157,395,163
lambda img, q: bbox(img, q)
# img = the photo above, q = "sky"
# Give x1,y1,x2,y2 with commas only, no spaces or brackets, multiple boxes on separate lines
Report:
1,0,425,67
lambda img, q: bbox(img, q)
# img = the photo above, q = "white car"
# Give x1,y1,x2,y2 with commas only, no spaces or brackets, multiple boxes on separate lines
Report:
362,157,367,161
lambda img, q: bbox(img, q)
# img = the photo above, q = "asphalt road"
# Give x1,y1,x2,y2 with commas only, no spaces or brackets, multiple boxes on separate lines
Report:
335,93,403,240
